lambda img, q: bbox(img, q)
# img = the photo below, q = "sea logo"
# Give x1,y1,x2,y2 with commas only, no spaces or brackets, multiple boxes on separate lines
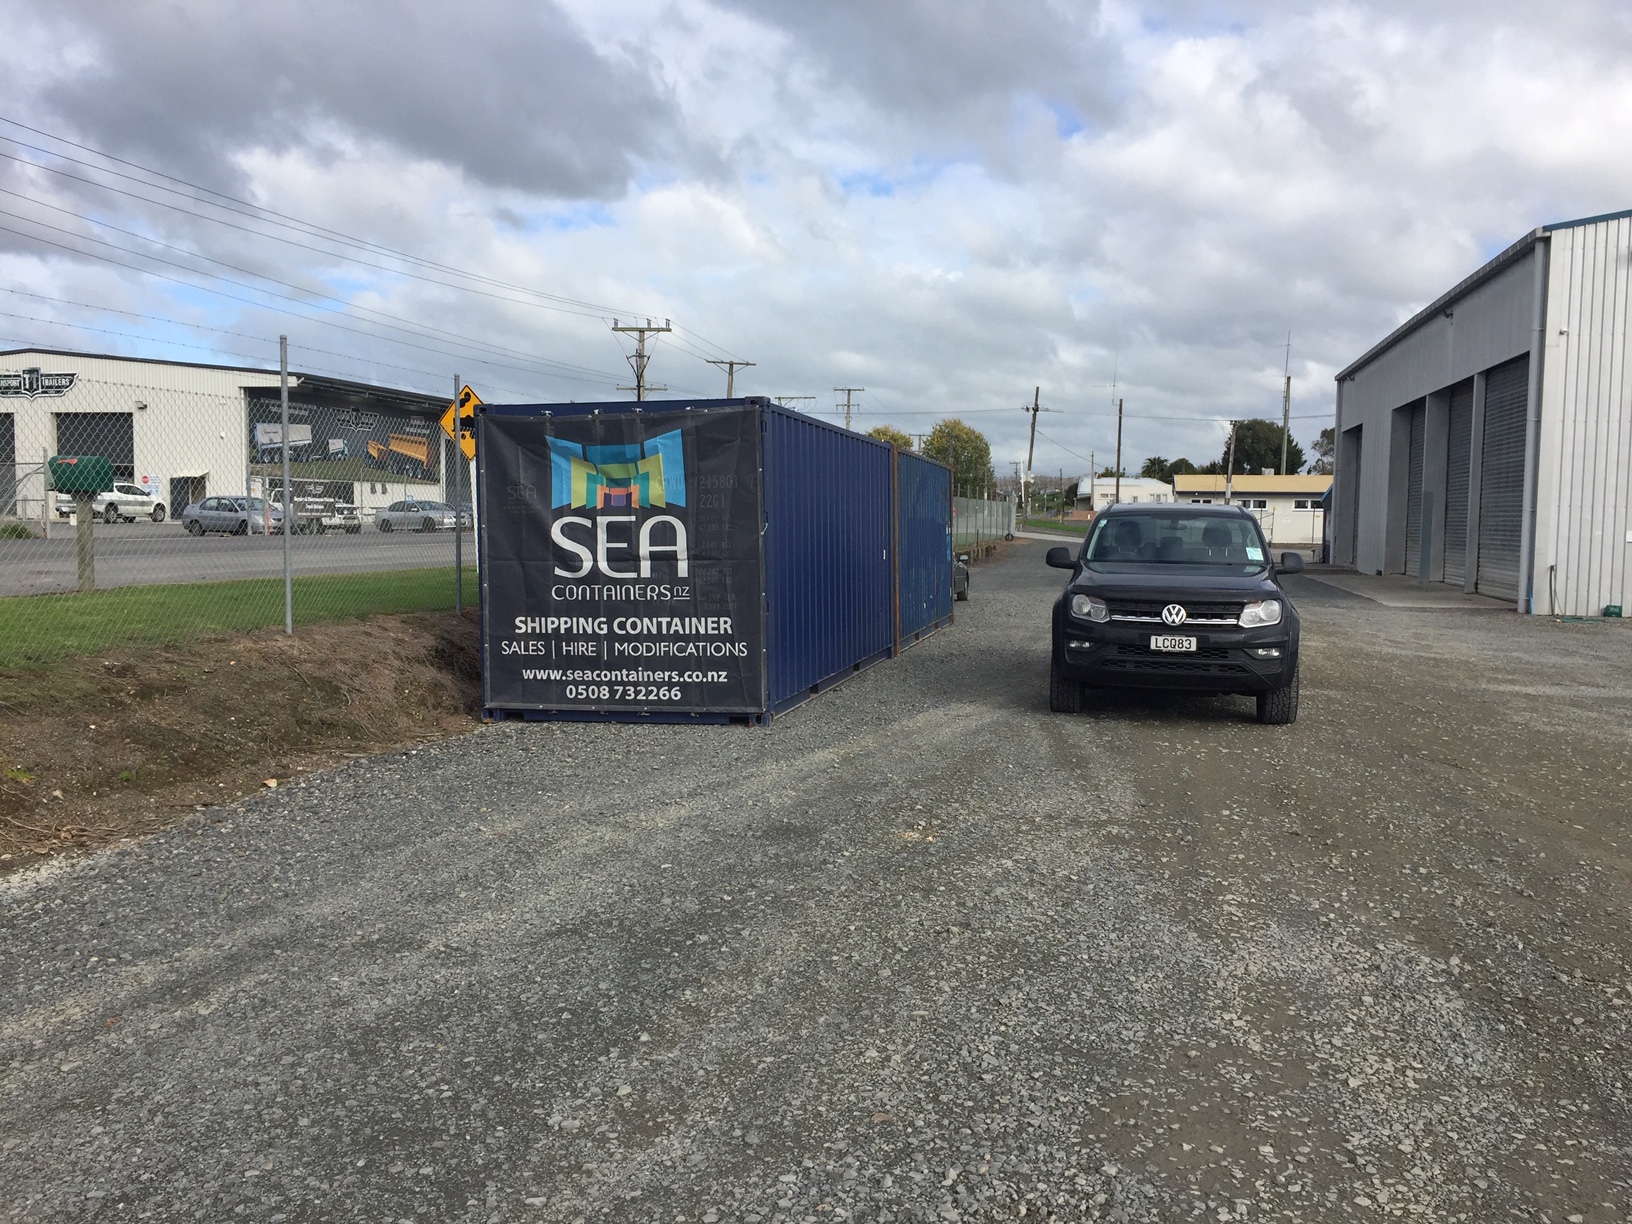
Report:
548,429,686,510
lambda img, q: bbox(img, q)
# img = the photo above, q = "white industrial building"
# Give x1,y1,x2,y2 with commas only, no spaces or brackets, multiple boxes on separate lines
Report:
1,349,459,525
1333,209,1632,615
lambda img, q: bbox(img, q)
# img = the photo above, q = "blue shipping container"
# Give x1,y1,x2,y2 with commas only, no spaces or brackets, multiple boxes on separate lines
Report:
895,450,954,645
476,397,949,724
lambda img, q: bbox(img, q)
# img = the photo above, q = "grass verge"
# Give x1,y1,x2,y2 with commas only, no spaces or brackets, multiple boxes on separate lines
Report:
0,566,479,669
0,610,480,867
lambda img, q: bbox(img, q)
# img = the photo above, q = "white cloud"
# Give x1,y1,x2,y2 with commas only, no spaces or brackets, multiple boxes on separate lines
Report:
1,0,1629,475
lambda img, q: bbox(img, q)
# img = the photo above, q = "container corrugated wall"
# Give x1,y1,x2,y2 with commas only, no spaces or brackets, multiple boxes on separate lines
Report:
762,405,895,712
896,450,953,645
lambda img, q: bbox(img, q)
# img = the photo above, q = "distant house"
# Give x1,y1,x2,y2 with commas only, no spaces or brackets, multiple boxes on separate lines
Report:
1172,474,1333,548
1075,476,1175,512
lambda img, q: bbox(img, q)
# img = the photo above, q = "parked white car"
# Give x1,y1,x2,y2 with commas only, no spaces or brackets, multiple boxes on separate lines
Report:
376,499,458,532
55,483,167,523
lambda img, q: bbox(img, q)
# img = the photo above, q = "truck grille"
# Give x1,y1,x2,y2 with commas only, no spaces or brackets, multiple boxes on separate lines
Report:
1107,599,1245,625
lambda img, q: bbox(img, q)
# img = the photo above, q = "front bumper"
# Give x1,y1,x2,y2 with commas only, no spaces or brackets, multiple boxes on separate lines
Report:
1054,617,1296,694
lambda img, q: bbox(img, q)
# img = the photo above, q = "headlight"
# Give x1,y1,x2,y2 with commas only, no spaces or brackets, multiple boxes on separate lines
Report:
1238,599,1283,628
1070,593,1109,623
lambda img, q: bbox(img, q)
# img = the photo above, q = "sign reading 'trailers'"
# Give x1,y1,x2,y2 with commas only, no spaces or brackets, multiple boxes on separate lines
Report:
480,405,765,714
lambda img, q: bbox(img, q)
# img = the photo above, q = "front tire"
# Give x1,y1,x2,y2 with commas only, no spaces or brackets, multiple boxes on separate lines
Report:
103,505,118,524
1048,656,1083,714
186,520,204,536
421,517,436,533
379,519,393,532
151,504,166,523
233,519,248,536
1256,666,1300,725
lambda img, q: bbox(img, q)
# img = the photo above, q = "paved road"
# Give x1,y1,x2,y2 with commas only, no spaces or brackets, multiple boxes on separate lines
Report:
0,523,474,596
3,543,1630,1222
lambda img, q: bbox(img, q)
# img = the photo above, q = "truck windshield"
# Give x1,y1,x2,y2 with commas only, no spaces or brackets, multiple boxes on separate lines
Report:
1083,513,1268,573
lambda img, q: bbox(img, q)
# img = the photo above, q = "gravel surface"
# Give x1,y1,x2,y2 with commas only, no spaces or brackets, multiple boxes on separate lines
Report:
4,542,1630,1223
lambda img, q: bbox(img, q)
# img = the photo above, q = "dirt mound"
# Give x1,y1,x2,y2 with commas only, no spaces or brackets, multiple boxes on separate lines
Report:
0,612,480,866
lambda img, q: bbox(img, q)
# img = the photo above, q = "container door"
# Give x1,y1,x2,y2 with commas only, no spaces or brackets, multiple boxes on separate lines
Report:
479,404,767,716
1477,356,1529,600
1442,381,1473,587
1403,401,1425,575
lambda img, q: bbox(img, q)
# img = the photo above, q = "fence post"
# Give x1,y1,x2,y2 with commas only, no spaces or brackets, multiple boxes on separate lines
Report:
453,373,463,615
280,335,292,635
74,492,94,592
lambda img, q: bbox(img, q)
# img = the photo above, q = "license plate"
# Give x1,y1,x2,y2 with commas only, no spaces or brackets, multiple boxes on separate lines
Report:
1149,635,1197,652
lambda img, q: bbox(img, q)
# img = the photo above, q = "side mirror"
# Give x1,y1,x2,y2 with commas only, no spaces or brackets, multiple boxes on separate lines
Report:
1045,546,1075,569
1278,551,1305,574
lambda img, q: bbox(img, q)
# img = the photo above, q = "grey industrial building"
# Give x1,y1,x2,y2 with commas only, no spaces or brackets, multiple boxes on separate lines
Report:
1333,208,1632,616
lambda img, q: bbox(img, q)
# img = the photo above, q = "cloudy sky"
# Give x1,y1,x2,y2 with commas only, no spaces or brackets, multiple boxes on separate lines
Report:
1,0,1629,478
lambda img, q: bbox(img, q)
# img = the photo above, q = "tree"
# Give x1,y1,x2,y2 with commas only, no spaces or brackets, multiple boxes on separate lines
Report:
1221,419,1305,476
1168,457,1198,477
1097,465,1126,478
866,424,914,451
1140,456,1171,481
923,419,994,497
1308,426,1335,475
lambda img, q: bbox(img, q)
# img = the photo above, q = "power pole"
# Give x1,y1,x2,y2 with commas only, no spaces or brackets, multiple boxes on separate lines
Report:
707,358,755,397
613,318,671,401
1022,386,1040,521
835,387,864,430
280,335,292,636
1113,398,1124,505
1280,332,1293,475
1225,419,1239,504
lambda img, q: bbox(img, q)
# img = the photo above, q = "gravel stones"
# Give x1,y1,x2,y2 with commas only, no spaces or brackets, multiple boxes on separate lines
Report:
2,550,1629,1221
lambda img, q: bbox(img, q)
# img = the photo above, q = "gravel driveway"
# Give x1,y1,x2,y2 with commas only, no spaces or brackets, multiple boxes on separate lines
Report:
4,542,1630,1223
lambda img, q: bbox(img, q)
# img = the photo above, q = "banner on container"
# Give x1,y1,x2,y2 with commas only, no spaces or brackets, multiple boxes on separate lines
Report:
481,406,765,713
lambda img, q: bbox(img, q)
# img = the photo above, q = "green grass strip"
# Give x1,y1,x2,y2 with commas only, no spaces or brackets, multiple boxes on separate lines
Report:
0,567,479,670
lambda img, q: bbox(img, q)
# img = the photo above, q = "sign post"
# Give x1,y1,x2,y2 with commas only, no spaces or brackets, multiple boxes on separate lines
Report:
440,383,481,614
48,455,114,593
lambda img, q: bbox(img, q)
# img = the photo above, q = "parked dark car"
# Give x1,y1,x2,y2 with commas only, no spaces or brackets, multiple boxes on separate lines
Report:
1045,504,1303,724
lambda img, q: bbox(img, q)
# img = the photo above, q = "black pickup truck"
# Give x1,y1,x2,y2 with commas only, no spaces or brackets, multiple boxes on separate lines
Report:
1046,503,1303,724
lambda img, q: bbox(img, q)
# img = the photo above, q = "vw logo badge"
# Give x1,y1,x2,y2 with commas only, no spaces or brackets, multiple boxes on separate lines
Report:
1161,603,1188,626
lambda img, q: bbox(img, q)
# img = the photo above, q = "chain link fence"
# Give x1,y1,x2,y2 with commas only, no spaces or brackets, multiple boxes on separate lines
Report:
951,495,1015,554
0,373,474,668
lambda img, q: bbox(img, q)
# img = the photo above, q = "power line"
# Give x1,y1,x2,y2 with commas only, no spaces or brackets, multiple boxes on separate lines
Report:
0,217,623,386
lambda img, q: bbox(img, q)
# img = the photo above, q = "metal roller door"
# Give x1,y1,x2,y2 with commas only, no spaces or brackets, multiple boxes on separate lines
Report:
1442,382,1473,586
1403,401,1426,575
0,413,14,515
55,412,135,481
1348,431,1362,566
1477,356,1529,599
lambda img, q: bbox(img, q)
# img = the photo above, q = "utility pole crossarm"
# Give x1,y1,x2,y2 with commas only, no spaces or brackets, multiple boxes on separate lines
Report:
707,358,755,398
612,318,673,401
834,387,864,431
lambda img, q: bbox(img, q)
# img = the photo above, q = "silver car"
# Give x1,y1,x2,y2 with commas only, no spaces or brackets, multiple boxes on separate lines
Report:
55,483,167,523
181,496,285,536
376,499,457,532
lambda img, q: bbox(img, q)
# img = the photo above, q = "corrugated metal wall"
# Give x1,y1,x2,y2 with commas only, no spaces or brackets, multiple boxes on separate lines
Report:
1533,216,1632,616
762,406,895,711
897,450,952,644
1477,355,1529,598
1443,382,1474,585
1403,402,1426,575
